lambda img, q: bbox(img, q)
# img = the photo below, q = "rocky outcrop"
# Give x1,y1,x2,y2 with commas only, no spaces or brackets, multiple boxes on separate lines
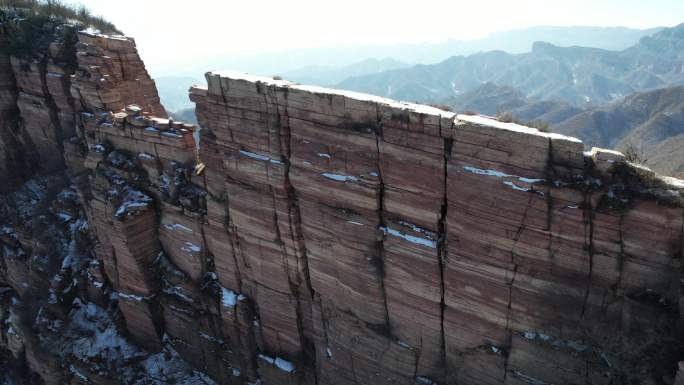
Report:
1,20,684,385
0,12,164,192
71,32,166,117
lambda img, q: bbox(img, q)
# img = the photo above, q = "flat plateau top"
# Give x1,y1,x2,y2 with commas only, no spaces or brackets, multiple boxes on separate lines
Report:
207,70,581,143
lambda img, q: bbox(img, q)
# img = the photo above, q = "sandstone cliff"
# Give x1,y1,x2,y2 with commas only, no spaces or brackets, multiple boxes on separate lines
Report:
1,16,684,385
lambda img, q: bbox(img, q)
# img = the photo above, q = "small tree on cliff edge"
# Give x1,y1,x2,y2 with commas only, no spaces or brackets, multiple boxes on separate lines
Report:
0,0,120,34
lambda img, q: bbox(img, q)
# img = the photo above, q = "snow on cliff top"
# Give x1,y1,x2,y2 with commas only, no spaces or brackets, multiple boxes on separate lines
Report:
207,70,580,143
456,114,582,143
209,70,458,118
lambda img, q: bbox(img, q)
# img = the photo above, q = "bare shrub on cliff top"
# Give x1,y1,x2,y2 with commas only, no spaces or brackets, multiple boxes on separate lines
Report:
496,111,550,132
0,0,120,34
427,103,453,112
622,140,648,165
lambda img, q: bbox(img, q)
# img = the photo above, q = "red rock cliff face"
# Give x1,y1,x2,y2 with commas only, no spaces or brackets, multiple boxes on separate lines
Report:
2,25,684,385
186,73,684,385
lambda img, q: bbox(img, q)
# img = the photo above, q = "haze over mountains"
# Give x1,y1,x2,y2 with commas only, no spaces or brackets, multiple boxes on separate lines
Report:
337,23,684,106
160,22,684,177
158,25,662,112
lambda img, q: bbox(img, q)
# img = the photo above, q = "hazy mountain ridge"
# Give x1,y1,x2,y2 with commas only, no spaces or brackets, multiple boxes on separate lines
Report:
335,23,684,107
156,25,665,114
152,25,662,78
280,57,409,86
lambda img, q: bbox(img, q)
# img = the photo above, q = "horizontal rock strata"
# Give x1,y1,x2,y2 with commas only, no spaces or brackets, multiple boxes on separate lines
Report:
186,72,684,385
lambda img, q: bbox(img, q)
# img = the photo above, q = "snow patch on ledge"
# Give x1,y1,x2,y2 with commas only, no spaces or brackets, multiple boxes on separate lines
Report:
115,291,153,302
258,354,296,373
211,70,294,88
462,165,545,194
221,286,237,307
164,223,194,234
456,114,582,143
78,28,129,41
114,188,152,219
416,376,438,385
181,242,201,254
381,226,437,249
322,173,359,183
239,150,283,165
220,286,246,308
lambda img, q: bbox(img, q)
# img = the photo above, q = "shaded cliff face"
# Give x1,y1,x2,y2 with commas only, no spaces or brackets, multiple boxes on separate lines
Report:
0,15,204,385
1,19,684,385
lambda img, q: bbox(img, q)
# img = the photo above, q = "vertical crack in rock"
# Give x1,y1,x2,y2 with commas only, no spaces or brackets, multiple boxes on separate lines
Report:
218,83,235,144
220,185,245,292
224,180,250,274
37,58,66,159
412,336,424,381
545,142,555,233
373,104,392,335
437,136,453,377
580,184,596,319
271,85,318,380
502,263,519,382
504,187,534,366
546,141,557,277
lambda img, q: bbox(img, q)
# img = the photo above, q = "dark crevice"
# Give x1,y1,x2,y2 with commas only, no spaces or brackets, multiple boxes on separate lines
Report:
37,58,66,167
412,335,424,380
222,189,244,292
580,189,595,320
437,136,452,379
502,263,519,382
373,107,392,336
545,139,559,283
198,217,211,279
273,87,319,381
545,139,555,232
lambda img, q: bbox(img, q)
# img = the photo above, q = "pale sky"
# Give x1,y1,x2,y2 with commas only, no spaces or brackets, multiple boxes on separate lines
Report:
77,0,684,75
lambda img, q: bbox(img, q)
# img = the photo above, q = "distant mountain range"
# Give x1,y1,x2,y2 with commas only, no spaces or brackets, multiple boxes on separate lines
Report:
336,23,684,107
155,25,662,111
153,25,662,78
280,58,409,87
